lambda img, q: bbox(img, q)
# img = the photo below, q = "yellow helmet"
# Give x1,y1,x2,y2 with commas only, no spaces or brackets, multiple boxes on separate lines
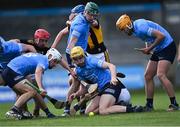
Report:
116,14,132,31
70,46,85,59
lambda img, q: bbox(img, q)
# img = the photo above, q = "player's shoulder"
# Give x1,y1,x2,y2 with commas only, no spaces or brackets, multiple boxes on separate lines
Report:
134,19,147,26
134,19,149,32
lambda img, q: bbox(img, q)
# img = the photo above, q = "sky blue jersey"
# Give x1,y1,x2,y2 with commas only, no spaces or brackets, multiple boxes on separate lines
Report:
133,19,173,52
76,56,111,91
66,13,90,53
7,53,49,76
0,37,23,69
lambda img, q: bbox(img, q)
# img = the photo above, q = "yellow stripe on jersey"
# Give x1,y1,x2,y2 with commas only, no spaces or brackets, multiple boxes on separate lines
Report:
104,50,110,62
88,26,103,49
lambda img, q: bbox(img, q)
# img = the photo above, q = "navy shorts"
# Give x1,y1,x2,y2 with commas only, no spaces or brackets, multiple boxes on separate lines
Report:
99,80,126,103
1,67,25,88
150,42,176,64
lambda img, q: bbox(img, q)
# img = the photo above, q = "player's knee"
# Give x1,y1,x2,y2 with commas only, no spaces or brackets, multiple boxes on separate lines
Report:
157,72,166,80
29,89,37,97
99,107,108,115
144,72,154,81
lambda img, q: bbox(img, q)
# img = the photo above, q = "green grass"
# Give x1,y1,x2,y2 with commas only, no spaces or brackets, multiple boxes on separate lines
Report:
1,88,180,126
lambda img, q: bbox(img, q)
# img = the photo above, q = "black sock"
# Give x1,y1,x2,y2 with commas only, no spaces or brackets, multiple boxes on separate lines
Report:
43,108,51,115
76,97,80,102
80,103,86,114
126,105,133,113
11,105,22,114
170,97,178,106
64,101,70,114
146,98,153,108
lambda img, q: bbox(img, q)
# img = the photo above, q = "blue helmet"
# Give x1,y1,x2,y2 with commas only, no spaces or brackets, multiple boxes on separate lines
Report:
71,4,85,14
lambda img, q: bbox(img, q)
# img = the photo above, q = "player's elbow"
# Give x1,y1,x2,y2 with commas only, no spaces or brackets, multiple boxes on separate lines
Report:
158,33,165,42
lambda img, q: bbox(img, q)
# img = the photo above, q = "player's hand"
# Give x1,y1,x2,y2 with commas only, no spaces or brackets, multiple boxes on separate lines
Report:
111,78,118,85
70,70,77,79
39,88,47,96
138,47,151,55
69,93,77,102
66,20,71,27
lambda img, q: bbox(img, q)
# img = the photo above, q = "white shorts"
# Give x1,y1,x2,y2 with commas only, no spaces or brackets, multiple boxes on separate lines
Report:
117,88,131,104
87,52,106,61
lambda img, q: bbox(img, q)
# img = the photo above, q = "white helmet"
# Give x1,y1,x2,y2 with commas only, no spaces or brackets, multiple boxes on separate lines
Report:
46,48,62,62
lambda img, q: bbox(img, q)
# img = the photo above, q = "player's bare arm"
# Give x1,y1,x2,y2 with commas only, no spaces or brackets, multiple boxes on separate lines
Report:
35,66,46,95
59,57,77,78
144,30,165,54
67,36,78,51
51,27,69,48
21,43,37,53
101,62,118,85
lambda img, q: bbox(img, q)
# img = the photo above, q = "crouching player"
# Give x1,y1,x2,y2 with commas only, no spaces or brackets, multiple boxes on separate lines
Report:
69,46,143,115
0,48,63,119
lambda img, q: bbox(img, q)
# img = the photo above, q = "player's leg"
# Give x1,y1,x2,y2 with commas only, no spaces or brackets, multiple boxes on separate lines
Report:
79,95,86,115
156,42,179,111
21,79,55,118
7,79,55,119
6,81,36,119
157,60,179,110
14,93,33,118
98,82,135,115
32,89,55,118
62,77,80,116
144,59,157,111
85,96,100,114
26,74,42,117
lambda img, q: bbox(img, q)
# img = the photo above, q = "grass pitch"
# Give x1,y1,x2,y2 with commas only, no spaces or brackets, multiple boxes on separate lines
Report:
0,88,180,126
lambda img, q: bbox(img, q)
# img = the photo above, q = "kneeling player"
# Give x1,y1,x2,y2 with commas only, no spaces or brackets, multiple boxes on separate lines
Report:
69,46,143,115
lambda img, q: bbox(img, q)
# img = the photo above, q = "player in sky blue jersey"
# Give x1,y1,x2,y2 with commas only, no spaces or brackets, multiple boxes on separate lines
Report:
53,2,100,116
65,2,99,67
68,46,144,115
1,48,70,119
116,14,179,111
1,29,52,117
0,36,36,71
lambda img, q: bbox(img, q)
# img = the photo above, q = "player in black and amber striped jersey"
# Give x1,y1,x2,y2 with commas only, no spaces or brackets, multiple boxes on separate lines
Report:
87,19,110,62
12,29,50,55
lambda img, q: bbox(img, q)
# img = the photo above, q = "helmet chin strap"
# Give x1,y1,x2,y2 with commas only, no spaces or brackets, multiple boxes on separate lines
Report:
126,22,133,30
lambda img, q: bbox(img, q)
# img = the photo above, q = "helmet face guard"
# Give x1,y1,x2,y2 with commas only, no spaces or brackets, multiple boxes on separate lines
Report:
70,46,85,59
85,2,99,15
34,29,50,40
46,48,62,62
116,14,132,31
